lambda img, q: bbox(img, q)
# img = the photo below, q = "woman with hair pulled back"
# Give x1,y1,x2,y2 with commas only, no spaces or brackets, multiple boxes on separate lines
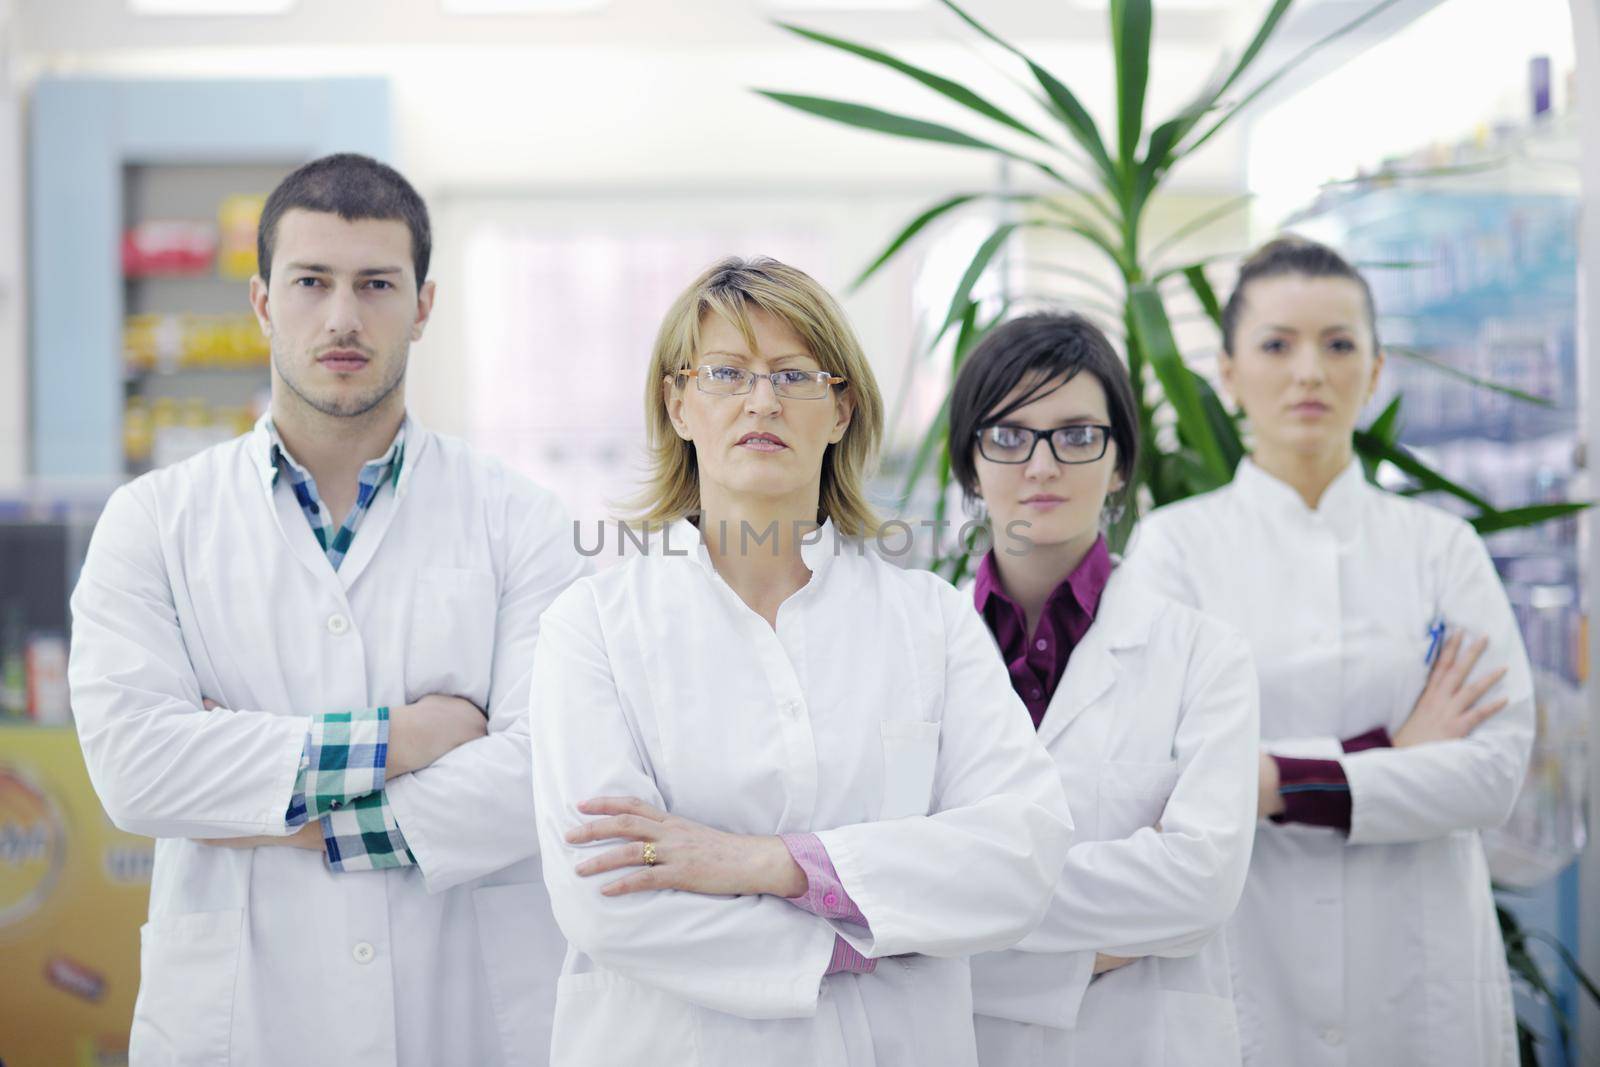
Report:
1124,236,1533,1066
528,257,1073,1066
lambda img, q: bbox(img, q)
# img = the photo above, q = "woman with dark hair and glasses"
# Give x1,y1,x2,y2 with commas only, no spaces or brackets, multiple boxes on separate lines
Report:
951,313,1259,1067
1123,237,1531,1067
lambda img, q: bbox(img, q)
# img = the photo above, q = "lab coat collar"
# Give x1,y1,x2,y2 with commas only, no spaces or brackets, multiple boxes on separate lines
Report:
1035,563,1159,749
1232,456,1370,540
667,514,844,584
247,411,428,502
247,411,432,593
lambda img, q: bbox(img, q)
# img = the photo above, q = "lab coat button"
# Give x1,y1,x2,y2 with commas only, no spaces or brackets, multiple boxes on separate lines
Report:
1319,1027,1343,1046
352,942,375,965
327,613,350,636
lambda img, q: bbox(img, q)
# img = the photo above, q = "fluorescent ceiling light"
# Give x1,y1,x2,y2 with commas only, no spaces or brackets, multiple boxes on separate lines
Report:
766,0,926,10
128,0,297,13
1071,0,1222,7
441,0,610,12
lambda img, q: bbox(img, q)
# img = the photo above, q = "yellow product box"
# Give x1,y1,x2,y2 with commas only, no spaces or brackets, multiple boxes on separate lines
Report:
0,727,150,1066
216,194,267,281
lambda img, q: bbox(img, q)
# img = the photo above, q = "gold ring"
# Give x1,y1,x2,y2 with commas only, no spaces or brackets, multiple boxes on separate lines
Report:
641,842,658,867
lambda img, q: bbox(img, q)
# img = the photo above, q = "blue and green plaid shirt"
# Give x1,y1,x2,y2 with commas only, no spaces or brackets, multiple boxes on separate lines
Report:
270,419,416,871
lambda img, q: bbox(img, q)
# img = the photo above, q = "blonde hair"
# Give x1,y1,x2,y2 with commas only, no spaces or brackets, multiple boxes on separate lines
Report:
632,256,884,537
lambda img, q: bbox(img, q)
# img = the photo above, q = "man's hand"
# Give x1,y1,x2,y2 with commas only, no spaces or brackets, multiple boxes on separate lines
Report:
201,821,325,851
1395,632,1509,748
1094,953,1136,975
387,695,488,778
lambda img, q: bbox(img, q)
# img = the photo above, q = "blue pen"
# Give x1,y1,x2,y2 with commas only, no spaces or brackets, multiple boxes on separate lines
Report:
1424,617,1446,665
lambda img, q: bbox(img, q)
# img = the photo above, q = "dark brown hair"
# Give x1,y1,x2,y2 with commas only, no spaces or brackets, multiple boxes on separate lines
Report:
947,312,1140,509
1221,235,1378,355
257,153,431,285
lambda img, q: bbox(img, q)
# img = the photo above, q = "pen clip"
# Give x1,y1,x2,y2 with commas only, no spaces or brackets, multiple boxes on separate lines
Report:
1424,618,1446,665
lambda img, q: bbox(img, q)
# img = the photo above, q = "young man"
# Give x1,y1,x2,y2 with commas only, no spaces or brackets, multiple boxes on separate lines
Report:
69,153,587,1065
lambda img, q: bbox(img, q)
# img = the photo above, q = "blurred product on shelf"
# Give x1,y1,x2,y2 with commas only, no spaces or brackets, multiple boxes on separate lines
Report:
0,603,71,725
120,219,217,277
1,600,26,718
124,396,258,472
123,311,270,373
217,193,267,279
24,634,71,726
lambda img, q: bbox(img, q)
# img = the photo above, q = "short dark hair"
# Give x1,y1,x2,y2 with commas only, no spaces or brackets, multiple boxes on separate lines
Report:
947,312,1140,509
257,153,431,285
1221,234,1377,355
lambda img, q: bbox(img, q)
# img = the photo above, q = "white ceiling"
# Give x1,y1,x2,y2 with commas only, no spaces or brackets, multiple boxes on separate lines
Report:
6,0,1448,193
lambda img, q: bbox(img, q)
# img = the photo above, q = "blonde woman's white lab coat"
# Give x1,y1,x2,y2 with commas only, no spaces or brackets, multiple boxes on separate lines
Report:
528,521,1075,1067
68,418,589,1066
1123,459,1534,1067
970,566,1259,1067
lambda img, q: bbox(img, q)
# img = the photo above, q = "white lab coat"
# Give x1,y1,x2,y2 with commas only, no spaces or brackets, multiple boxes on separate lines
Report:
527,520,1075,1067
68,416,589,1066
970,566,1259,1067
1123,459,1534,1067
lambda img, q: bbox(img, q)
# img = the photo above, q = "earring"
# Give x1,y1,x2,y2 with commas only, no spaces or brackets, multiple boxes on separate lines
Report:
1102,486,1127,527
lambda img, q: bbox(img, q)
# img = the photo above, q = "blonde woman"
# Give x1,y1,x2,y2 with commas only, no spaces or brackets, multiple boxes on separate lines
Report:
529,257,1073,1066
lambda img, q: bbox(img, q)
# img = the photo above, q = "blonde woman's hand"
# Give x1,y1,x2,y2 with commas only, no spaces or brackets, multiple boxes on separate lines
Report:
566,796,807,899
1394,632,1508,748
1094,954,1136,975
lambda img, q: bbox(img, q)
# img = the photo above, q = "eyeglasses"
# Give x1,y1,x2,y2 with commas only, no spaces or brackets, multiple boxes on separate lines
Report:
975,424,1112,465
676,365,847,400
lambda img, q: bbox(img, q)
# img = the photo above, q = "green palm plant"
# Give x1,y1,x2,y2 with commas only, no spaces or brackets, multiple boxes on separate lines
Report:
757,0,1586,581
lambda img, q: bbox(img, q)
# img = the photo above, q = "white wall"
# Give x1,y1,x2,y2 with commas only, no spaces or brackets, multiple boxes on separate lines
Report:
1247,0,1578,230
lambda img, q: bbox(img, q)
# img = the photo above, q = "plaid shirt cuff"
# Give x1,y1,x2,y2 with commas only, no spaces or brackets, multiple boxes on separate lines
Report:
287,707,391,821
321,790,416,871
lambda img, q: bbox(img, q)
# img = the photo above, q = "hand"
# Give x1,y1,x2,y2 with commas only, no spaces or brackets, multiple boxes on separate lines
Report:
1094,953,1136,975
1394,632,1509,748
565,796,808,899
388,695,488,777
1257,751,1285,818
200,821,325,851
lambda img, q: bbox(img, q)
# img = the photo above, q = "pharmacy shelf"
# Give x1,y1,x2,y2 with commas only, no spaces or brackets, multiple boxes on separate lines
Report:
29,77,391,482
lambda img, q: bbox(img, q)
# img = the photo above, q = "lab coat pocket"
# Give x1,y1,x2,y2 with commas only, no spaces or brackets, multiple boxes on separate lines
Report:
550,969,700,1066
1159,989,1240,1067
406,567,498,709
1097,760,1181,836
879,720,942,819
473,881,566,1067
128,908,243,1066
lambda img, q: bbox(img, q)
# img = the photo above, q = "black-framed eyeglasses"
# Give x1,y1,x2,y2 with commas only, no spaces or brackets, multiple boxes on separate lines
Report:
975,424,1112,465
676,365,846,400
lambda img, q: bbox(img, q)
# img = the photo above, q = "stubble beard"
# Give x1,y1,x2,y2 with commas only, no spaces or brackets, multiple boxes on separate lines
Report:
273,335,409,421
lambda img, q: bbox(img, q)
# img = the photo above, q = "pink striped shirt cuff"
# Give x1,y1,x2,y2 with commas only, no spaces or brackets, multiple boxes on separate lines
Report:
781,832,875,975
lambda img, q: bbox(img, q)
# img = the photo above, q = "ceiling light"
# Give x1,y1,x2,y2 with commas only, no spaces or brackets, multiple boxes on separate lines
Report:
441,0,609,12
128,0,297,13
766,0,926,10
